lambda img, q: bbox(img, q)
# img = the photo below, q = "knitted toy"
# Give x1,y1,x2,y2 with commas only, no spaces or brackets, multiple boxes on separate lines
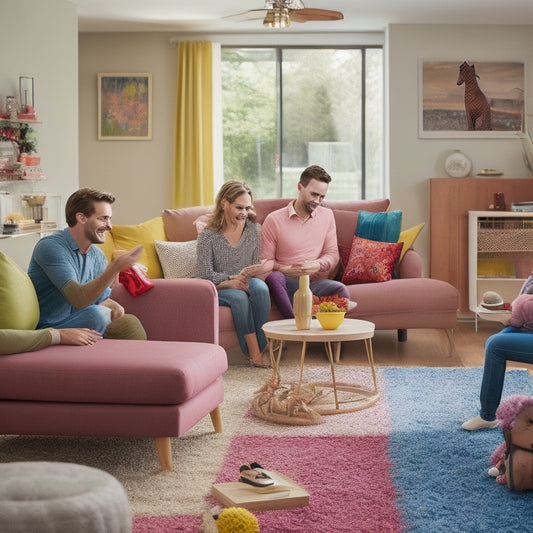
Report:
489,395,533,490
507,293,533,330
201,506,259,533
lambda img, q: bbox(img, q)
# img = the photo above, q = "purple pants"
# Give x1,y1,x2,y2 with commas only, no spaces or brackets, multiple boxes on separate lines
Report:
265,271,350,318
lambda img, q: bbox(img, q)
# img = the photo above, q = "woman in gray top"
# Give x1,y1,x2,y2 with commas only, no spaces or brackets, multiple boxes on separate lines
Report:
197,181,272,367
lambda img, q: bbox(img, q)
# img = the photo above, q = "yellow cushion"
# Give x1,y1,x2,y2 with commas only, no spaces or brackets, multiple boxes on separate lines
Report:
109,217,167,279
0,252,39,329
398,222,425,262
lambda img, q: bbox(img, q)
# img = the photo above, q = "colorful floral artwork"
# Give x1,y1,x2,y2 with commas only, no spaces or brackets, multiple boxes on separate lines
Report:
98,74,152,140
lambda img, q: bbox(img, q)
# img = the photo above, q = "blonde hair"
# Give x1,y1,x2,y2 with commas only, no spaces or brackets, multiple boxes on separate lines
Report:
207,180,256,232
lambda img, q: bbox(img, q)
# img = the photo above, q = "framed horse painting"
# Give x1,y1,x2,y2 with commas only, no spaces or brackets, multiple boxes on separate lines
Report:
419,61,525,138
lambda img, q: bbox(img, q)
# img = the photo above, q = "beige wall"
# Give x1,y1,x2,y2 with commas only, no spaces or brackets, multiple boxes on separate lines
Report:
388,24,533,274
79,32,177,224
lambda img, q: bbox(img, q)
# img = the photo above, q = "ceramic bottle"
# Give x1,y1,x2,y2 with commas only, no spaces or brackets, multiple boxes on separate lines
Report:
293,274,312,330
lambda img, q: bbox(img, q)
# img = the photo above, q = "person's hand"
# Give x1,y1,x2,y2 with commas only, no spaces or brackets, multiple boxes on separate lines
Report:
300,260,320,274
59,328,102,346
217,274,249,292
280,260,320,277
100,298,125,321
240,260,268,279
112,245,144,271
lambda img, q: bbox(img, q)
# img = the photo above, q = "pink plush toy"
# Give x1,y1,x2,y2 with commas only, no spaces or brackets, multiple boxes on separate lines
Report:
508,294,533,330
489,395,533,488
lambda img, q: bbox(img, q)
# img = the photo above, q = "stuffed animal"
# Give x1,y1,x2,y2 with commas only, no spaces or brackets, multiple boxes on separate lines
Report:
201,506,259,533
489,395,533,490
507,293,533,330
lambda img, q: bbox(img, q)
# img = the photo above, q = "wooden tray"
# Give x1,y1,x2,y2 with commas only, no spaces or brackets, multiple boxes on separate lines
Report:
211,470,309,511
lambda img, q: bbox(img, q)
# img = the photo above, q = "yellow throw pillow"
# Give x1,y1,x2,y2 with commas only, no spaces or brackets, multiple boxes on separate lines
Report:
398,222,425,262
110,217,167,279
0,252,40,329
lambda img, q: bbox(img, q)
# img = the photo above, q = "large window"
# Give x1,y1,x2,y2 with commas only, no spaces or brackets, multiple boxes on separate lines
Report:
221,46,383,200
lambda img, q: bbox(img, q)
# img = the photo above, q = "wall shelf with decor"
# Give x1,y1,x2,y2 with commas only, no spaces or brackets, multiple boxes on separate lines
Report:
0,118,44,182
468,210,533,329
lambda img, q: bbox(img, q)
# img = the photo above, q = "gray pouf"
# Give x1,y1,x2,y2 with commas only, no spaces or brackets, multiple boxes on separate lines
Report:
0,462,131,533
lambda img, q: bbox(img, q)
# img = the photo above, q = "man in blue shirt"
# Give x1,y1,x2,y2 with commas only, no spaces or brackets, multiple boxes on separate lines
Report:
28,188,146,340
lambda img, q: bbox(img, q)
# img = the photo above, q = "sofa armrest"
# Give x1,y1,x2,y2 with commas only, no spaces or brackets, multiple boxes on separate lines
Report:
110,278,219,344
397,249,423,279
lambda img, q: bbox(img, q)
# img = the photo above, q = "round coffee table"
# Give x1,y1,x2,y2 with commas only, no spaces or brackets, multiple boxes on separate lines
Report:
262,318,378,414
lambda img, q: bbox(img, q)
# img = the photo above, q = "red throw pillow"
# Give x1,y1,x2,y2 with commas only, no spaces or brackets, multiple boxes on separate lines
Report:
341,236,403,285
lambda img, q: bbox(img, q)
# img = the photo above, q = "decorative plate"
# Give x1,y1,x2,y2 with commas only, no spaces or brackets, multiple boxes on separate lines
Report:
444,151,472,178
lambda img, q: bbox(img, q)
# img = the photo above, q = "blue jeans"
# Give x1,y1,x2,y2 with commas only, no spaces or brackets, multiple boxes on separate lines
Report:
266,271,350,319
218,277,270,357
42,305,112,335
479,326,533,420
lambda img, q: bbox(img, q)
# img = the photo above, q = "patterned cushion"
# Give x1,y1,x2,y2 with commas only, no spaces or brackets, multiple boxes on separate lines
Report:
341,236,403,285
154,240,198,279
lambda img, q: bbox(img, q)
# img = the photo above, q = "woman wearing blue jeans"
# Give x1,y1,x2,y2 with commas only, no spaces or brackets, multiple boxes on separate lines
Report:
197,181,272,368
462,326,533,430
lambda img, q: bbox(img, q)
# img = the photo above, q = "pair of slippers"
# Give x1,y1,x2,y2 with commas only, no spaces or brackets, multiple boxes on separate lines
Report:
239,462,274,487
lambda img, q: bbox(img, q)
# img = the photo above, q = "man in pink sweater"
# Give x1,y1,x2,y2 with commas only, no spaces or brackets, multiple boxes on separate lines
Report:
261,165,350,317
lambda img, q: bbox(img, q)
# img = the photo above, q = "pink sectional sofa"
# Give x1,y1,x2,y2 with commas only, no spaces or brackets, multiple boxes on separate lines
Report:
0,276,228,471
101,198,459,355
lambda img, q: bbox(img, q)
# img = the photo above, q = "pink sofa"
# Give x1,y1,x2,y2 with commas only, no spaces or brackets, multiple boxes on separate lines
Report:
0,277,228,471
158,198,459,353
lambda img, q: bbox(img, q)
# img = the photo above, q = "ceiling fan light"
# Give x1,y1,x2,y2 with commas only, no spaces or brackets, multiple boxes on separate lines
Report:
263,7,290,29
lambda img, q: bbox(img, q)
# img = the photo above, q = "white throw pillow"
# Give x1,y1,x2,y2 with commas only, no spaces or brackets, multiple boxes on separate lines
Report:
154,240,198,278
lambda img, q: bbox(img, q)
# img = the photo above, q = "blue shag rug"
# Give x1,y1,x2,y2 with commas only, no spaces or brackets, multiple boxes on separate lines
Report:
385,367,533,532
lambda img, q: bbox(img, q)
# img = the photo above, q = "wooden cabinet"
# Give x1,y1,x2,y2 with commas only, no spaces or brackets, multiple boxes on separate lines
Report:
429,177,533,317
468,211,533,325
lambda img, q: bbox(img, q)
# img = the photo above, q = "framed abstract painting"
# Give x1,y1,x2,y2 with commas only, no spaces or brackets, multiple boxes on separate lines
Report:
98,73,152,140
419,61,525,138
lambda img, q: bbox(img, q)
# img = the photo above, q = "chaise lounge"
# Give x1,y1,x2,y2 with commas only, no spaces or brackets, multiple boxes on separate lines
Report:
0,252,228,471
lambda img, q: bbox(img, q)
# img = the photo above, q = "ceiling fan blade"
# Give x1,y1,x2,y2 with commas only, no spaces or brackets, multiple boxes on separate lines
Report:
289,8,344,23
223,9,268,22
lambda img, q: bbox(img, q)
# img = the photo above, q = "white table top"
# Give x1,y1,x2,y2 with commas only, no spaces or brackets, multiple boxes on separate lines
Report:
262,318,375,342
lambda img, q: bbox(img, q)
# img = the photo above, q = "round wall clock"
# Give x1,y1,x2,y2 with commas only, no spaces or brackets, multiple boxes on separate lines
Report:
444,150,472,178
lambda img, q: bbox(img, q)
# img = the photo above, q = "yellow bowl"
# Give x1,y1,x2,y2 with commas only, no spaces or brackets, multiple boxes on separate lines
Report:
315,311,345,330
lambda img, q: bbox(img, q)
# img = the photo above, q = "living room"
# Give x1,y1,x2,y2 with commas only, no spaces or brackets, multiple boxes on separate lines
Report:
1,1,533,530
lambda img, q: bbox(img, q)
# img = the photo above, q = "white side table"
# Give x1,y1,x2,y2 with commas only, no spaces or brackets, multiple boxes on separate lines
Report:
262,318,378,414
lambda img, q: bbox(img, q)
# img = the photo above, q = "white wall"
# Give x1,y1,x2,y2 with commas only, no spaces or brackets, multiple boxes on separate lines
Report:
0,0,78,267
388,24,533,274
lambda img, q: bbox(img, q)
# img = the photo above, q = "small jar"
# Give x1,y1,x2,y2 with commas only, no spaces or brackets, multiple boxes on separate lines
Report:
5,96,18,121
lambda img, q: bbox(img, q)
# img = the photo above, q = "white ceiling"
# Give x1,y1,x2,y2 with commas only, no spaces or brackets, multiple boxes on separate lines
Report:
72,0,533,33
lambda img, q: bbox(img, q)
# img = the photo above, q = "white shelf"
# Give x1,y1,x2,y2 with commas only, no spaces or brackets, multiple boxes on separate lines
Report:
468,210,533,330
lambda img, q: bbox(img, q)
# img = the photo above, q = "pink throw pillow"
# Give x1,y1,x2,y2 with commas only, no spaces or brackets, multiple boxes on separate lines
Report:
341,236,403,285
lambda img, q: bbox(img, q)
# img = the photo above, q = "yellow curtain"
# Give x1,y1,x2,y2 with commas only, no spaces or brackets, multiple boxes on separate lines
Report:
173,41,214,208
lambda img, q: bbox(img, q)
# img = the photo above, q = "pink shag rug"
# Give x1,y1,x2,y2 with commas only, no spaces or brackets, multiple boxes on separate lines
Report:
132,365,405,532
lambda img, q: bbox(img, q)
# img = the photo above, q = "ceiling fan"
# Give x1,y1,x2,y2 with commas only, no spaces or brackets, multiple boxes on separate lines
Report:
224,0,344,29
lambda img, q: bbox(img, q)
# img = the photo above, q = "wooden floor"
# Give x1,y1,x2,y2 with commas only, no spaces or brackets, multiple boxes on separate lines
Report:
228,319,533,371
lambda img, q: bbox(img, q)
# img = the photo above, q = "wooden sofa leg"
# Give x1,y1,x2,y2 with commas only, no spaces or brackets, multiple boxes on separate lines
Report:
445,328,456,357
210,405,223,433
397,329,407,342
155,437,173,471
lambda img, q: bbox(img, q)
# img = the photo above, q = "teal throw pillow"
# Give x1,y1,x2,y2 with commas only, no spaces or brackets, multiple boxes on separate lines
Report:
355,210,403,243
